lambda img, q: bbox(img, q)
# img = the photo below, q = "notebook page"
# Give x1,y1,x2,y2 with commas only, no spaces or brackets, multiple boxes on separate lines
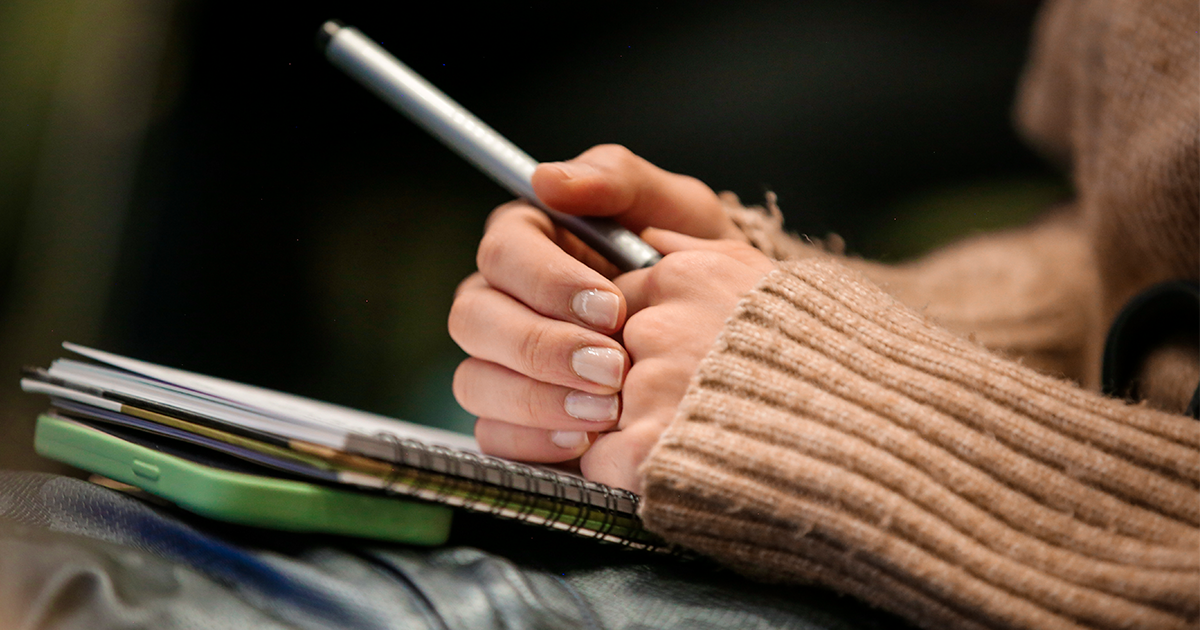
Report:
65,343,478,453
40,361,348,448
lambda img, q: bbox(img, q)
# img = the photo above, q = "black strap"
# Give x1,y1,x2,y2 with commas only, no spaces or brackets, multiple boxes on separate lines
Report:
1100,280,1199,419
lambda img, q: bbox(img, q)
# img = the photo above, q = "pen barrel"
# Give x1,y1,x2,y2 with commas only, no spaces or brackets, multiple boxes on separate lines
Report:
543,212,661,270
323,24,661,272
325,26,537,197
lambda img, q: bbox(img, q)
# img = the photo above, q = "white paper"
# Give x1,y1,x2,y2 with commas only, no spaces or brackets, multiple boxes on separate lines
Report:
63,342,479,453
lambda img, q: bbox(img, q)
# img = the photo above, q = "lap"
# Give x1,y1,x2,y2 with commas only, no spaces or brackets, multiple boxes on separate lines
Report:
0,472,907,630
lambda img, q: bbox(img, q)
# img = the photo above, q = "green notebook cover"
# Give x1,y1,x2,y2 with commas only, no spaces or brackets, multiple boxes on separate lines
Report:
34,414,452,545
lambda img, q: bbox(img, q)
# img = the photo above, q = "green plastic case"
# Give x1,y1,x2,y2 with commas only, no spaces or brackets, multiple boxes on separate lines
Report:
34,414,452,545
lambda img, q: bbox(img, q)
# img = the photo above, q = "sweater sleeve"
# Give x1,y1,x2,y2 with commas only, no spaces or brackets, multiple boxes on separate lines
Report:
637,256,1200,630
722,193,1106,387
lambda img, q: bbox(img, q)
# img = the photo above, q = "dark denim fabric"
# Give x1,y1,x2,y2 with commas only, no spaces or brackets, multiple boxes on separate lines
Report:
0,472,909,630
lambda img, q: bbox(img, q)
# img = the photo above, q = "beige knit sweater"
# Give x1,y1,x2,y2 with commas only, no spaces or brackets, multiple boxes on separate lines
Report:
636,1,1200,629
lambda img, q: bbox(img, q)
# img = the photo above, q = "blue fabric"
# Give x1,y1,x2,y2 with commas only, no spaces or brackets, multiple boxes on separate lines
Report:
0,472,909,630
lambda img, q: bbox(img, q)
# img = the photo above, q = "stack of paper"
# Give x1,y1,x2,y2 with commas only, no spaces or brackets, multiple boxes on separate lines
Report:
22,343,661,549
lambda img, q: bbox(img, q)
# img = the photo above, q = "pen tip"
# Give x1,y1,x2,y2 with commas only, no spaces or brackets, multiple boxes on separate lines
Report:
316,20,344,51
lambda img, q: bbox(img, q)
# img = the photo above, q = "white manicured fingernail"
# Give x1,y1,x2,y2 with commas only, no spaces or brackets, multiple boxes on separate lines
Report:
571,289,620,330
564,391,619,422
550,430,588,449
571,347,625,389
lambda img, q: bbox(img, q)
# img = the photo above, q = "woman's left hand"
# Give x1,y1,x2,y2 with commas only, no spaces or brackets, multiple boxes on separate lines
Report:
581,229,775,492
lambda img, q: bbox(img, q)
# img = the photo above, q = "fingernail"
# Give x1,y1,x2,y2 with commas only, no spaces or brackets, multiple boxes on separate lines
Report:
571,347,625,389
550,430,588,449
549,161,597,180
571,289,620,330
564,391,619,422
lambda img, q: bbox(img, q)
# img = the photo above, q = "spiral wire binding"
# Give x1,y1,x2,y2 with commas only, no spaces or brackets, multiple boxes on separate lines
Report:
595,482,619,541
507,462,537,522
424,442,459,504
546,472,569,529
492,458,517,519
563,475,589,536
375,431,403,490
367,430,662,550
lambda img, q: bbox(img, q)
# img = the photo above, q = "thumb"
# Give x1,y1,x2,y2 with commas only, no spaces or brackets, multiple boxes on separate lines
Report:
531,145,738,239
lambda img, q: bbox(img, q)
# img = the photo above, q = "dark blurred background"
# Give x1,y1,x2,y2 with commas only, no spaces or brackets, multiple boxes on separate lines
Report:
0,0,1064,472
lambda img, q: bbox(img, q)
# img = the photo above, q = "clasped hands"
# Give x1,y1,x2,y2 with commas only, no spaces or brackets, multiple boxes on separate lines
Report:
448,145,775,493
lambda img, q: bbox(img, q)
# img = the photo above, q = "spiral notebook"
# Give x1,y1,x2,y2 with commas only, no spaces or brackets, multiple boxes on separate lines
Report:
21,343,662,550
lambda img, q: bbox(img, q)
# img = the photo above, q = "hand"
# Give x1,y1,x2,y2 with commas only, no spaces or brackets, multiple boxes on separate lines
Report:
587,230,775,492
447,145,757,489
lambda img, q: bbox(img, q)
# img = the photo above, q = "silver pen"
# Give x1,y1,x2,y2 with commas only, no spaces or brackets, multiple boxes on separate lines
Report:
318,20,662,272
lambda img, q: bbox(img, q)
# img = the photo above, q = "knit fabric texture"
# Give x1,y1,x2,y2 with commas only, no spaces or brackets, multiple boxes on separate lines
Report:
637,0,1200,628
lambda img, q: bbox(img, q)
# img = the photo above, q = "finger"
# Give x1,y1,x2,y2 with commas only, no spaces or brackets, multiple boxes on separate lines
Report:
453,358,620,429
552,225,623,279
641,228,777,271
614,249,766,316
483,198,555,236
487,199,623,277
618,356,696,422
475,417,594,463
531,145,739,239
580,420,668,493
479,202,626,332
453,271,496,302
448,281,629,393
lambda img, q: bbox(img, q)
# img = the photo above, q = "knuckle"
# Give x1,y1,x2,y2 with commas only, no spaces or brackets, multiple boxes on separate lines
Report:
476,229,506,274
446,291,480,345
652,252,691,278
586,143,633,163
473,418,498,452
521,382,544,425
644,253,698,296
453,272,483,299
641,262,669,299
656,251,727,287
482,200,524,231
451,361,475,413
446,301,467,343
622,309,671,353
515,320,554,377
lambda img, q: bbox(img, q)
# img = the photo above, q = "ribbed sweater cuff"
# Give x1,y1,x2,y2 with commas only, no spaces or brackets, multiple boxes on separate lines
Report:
638,257,1200,630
